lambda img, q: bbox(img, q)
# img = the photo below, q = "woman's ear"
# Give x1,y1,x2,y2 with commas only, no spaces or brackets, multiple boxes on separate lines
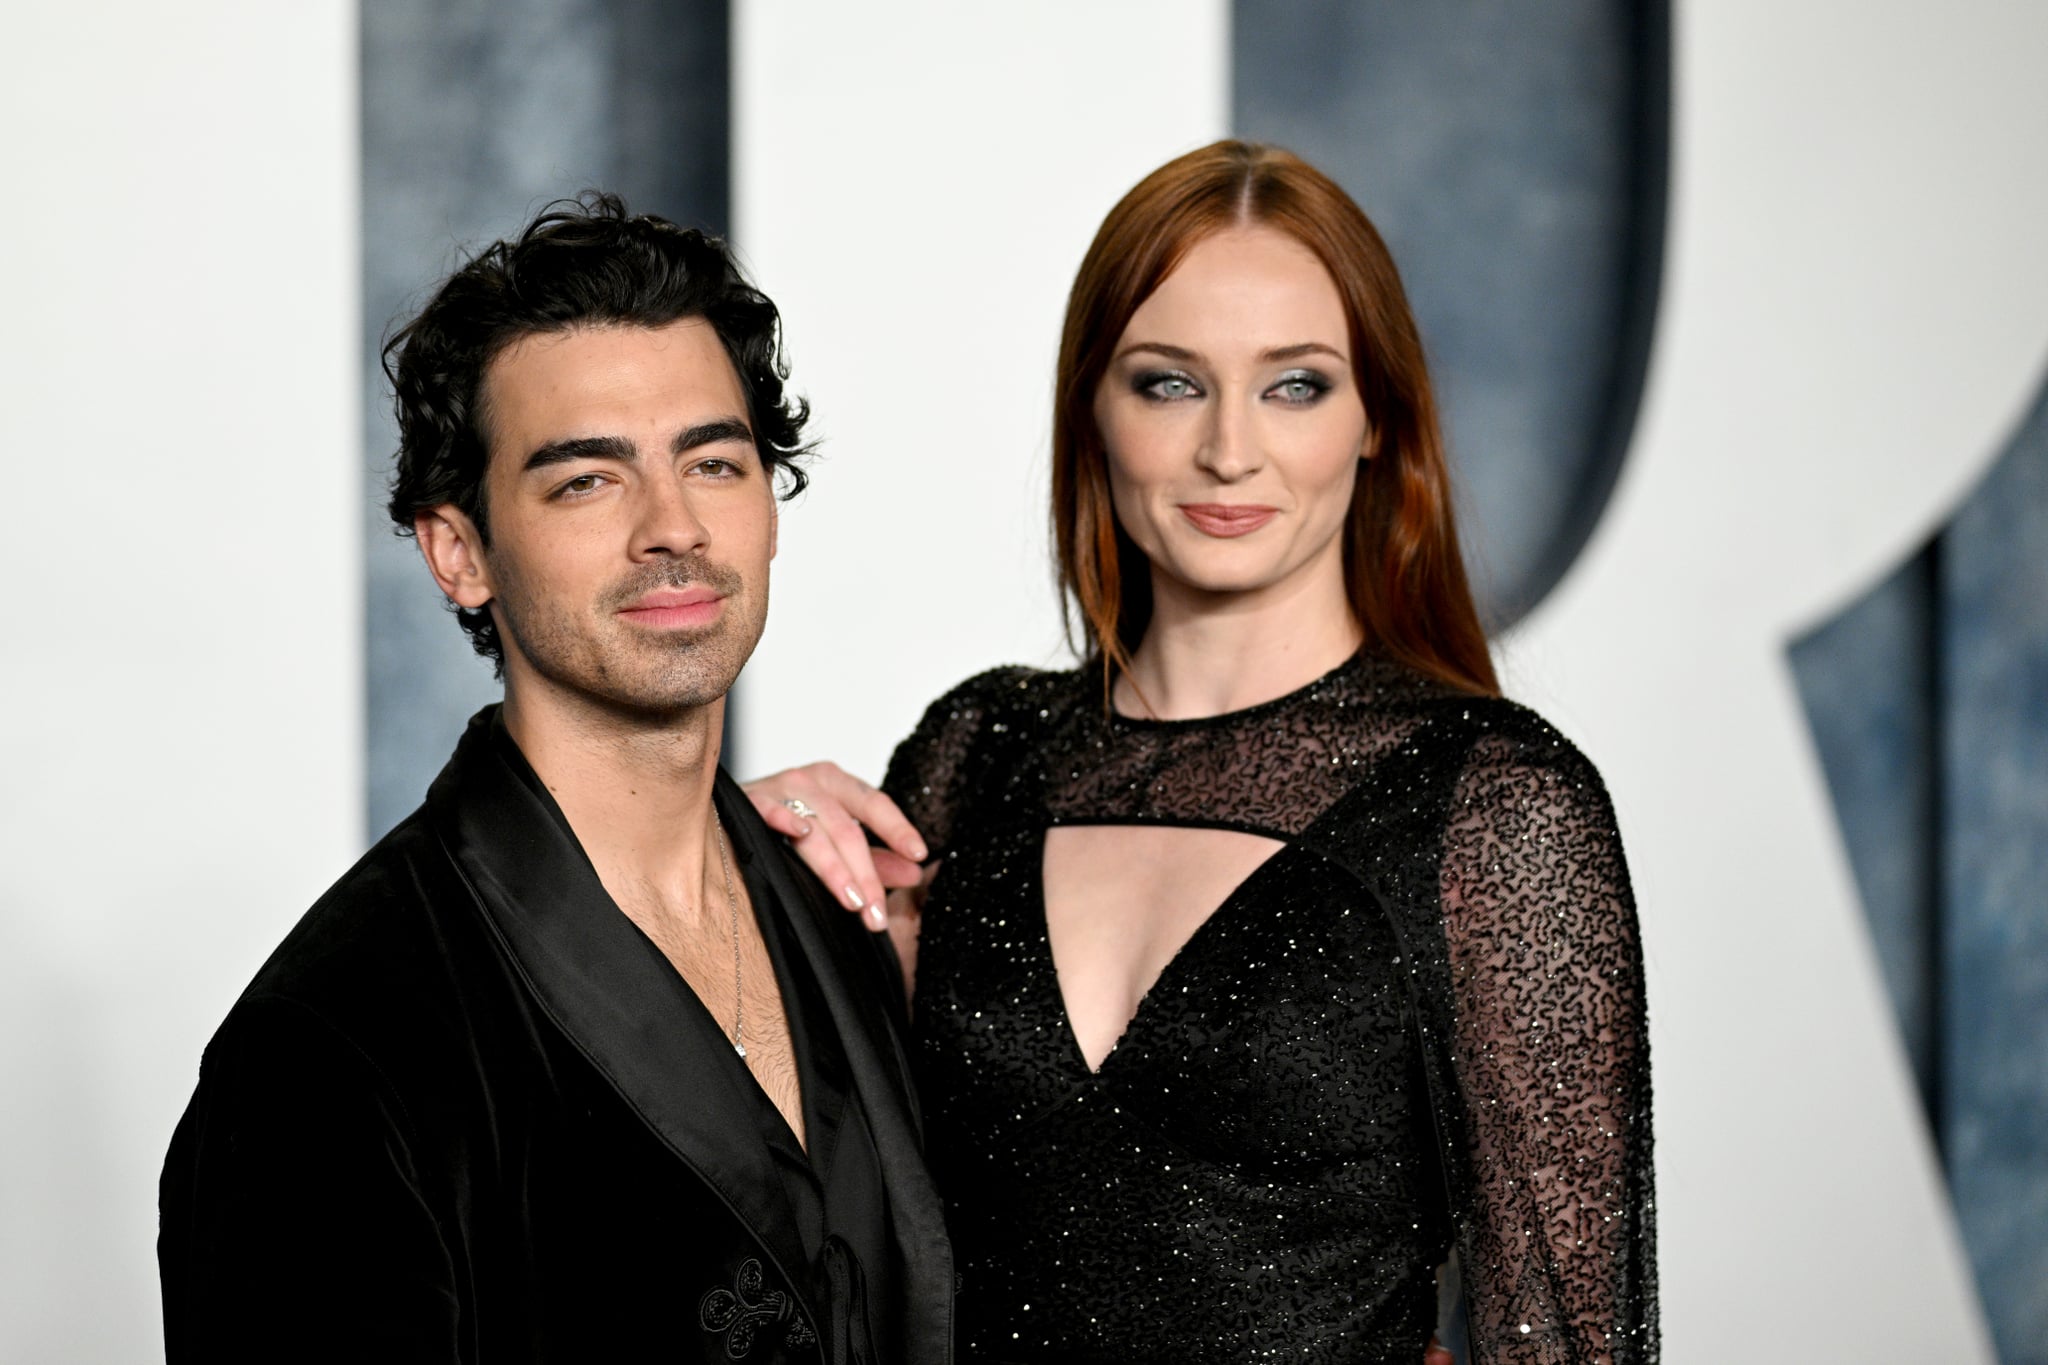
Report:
414,506,495,610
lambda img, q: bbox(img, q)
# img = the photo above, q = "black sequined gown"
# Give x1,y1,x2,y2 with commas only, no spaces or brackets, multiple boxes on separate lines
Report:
882,652,1657,1365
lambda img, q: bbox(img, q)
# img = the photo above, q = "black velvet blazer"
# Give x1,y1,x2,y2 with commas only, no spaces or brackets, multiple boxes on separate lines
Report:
159,708,953,1364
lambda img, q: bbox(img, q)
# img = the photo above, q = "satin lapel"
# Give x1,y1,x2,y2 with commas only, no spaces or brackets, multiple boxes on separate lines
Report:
425,710,812,1297
713,772,956,1364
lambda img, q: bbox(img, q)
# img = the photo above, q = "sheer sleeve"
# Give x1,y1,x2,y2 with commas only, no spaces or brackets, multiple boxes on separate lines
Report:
881,667,1031,861
1438,726,1658,1363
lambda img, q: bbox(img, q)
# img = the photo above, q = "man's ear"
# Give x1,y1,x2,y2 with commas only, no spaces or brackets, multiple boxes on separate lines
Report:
415,506,495,609
768,494,779,562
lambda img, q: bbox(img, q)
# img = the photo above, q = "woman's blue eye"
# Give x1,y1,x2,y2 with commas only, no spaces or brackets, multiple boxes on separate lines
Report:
1136,370,1200,402
1270,371,1332,404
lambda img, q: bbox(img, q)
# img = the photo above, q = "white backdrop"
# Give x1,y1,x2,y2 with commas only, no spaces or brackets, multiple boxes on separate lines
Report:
1508,3,2048,1358
734,1,1231,778
4,2,2045,1361
0,4,361,1360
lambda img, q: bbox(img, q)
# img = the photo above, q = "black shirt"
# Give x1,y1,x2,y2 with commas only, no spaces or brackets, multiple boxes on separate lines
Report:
160,707,951,1364
735,808,897,1361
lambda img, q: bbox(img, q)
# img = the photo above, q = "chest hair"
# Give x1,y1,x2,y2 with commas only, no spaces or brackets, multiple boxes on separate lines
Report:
623,877,808,1150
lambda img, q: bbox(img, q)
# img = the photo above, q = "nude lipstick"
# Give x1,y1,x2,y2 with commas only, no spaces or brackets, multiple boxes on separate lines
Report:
1179,503,1278,538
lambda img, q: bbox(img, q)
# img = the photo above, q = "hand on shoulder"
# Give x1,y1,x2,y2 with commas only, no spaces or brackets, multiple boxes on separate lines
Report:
743,762,928,929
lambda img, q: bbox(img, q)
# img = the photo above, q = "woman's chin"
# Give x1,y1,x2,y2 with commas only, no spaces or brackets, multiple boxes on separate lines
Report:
1153,563,1293,604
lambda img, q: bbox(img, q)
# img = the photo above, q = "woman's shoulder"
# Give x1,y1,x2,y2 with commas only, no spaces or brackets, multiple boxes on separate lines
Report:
926,662,1075,712
884,664,1084,852
886,664,1078,789
1422,692,1623,852
905,662,1088,740
1453,692,1602,771
1361,657,1598,775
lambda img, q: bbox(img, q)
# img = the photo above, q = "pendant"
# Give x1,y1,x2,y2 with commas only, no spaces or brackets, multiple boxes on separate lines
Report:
734,1042,748,1059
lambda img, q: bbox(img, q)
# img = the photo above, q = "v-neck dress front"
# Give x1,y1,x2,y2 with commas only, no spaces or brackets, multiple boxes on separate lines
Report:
883,654,1658,1365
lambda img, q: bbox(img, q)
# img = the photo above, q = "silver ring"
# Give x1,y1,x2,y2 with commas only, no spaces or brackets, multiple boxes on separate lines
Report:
781,797,821,821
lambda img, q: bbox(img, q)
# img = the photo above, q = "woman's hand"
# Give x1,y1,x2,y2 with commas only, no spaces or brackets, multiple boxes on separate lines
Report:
743,763,929,930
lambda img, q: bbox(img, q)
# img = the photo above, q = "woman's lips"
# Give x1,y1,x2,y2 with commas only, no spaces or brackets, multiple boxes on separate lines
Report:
1179,503,1278,538
618,586,725,629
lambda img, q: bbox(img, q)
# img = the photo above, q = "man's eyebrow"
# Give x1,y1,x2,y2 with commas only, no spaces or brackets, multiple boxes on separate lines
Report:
519,418,753,474
522,434,635,473
673,417,755,454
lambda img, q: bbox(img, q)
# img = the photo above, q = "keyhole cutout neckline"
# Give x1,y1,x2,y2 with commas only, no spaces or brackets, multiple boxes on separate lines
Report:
1039,821,1290,1074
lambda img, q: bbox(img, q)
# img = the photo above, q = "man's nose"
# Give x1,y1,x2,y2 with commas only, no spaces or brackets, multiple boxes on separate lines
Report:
631,469,711,558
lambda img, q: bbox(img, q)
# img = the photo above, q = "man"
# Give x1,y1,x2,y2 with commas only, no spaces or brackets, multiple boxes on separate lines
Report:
159,195,951,1364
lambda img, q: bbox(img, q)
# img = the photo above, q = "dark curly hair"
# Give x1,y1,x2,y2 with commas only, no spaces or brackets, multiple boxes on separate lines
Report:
383,191,813,669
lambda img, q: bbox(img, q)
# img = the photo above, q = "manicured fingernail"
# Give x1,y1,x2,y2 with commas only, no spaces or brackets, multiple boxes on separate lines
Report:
796,822,812,837
844,885,864,910
910,841,929,861
865,905,887,931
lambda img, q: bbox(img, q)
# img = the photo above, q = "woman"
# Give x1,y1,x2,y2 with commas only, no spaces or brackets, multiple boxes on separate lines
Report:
750,141,1656,1364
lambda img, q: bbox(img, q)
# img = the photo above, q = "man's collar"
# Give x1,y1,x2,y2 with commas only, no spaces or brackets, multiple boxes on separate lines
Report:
424,705,815,1300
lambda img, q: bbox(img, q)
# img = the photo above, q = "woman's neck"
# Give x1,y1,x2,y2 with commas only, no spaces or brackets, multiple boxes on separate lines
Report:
1116,563,1363,721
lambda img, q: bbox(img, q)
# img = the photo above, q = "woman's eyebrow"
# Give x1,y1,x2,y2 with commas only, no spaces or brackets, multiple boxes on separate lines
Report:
1116,341,1347,364
1260,342,1346,363
1117,341,1200,363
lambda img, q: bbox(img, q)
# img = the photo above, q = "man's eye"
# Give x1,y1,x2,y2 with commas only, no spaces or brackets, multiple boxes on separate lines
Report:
557,473,604,497
1135,370,1201,402
696,457,739,478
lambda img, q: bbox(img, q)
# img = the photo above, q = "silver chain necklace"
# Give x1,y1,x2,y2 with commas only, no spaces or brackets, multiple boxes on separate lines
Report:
712,818,746,1059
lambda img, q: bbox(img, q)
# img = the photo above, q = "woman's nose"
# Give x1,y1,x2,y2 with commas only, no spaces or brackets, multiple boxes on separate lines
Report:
1195,400,1262,481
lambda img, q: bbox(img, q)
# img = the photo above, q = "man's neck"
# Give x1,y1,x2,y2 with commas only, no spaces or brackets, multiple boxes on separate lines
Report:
501,682,726,926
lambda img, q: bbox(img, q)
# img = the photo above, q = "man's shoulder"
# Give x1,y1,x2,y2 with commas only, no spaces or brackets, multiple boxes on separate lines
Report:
721,774,892,959
227,805,493,1048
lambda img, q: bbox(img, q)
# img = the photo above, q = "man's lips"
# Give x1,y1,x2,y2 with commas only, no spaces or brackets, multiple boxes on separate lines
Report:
618,585,725,629
1179,503,1278,538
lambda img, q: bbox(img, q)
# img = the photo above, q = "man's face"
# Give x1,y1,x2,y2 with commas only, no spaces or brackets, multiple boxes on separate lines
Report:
432,319,776,718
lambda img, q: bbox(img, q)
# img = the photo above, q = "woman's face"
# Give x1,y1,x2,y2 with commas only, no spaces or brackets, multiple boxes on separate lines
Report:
1093,224,1369,615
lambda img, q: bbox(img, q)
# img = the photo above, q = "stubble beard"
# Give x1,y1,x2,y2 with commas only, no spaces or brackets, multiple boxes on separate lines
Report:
490,552,766,721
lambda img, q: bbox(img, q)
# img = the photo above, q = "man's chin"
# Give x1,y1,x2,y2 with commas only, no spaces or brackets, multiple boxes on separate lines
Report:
609,650,757,716
501,614,763,720
606,656,747,711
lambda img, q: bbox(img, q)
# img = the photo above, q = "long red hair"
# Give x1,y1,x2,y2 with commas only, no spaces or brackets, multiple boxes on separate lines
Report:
1052,140,1497,696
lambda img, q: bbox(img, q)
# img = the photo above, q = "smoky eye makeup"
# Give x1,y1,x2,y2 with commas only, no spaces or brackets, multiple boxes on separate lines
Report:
1131,368,1204,402
1267,368,1335,404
